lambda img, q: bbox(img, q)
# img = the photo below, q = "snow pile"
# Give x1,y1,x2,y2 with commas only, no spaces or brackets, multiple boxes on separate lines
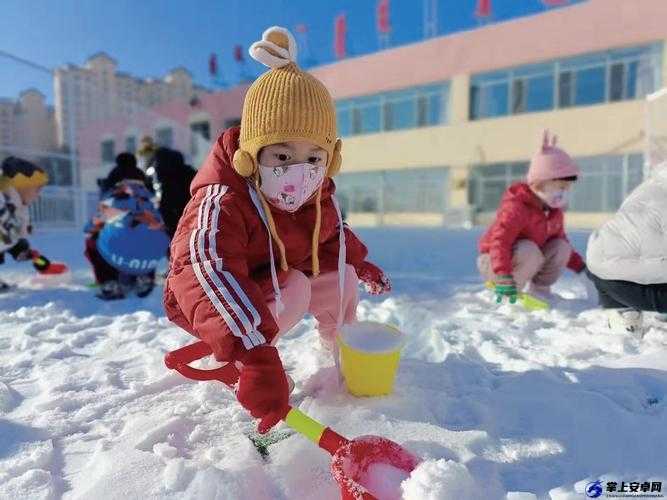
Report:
401,459,477,500
0,380,18,412
361,463,410,500
0,229,665,499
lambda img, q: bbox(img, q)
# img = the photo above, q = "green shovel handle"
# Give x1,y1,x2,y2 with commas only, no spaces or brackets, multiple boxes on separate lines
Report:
284,407,349,455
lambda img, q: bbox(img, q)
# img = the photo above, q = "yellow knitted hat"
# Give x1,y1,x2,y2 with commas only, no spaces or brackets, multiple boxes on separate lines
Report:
233,26,342,178
1,157,48,190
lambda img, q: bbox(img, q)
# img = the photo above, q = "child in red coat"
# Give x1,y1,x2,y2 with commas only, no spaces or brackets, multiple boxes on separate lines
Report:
478,131,586,304
164,27,390,433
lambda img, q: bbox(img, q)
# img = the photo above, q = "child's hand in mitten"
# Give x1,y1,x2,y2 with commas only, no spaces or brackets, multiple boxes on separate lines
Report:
494,275,518,304
356,261,392,295
236,345,290,434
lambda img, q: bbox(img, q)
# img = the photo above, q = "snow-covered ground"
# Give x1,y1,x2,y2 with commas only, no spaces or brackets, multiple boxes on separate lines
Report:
0,228,665,500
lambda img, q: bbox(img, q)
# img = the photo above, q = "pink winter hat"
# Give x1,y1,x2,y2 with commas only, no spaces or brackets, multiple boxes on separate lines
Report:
526,130,580,184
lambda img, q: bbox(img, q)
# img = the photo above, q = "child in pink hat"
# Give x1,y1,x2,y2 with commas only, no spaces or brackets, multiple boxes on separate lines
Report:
478,130,586,304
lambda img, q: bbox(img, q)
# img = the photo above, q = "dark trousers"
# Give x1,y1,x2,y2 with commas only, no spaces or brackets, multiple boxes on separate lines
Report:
587,270,667,313
84,235,118,284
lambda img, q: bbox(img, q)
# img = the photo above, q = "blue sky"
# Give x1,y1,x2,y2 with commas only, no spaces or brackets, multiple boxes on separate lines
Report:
0,0,583,103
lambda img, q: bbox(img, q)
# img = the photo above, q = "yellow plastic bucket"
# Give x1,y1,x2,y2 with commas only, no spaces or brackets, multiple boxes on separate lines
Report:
337,321,405,397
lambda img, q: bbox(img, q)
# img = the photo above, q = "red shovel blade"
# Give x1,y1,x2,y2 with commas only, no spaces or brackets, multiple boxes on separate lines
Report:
38,262,69,275
332,436,419,500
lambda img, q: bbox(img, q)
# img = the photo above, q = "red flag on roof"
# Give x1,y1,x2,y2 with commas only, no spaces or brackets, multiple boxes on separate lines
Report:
334,13,347,59
542,0,569,5
377,0,390,34
475,0,492,18
233,45,244,63
208,53,218,77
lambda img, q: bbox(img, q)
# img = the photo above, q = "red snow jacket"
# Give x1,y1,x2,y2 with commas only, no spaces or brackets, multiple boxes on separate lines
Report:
164,127,368,362
478,182,585,276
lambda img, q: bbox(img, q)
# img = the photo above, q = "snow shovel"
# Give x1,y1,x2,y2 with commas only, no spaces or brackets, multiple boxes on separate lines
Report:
31,250,69,275
485,281,549,311
165,341,420,500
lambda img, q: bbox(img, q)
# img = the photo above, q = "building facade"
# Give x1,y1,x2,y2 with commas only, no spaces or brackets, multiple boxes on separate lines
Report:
312,0,667,228
77,85,248,189
0,89,74,186
78,0,667,228
54,53,207,151
0,89,56,152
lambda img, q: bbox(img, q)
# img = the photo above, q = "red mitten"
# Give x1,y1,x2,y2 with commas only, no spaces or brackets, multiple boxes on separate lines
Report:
355,261,392,295
236,345,290,434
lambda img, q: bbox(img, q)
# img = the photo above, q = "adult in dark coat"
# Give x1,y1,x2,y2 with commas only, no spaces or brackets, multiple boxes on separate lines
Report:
146,148,196,238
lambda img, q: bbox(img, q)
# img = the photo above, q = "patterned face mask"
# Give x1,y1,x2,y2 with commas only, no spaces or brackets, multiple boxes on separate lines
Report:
537,188,570,209
258,162,325,212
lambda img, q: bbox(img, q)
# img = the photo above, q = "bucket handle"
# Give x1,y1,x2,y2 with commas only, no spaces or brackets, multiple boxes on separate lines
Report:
164,341,238,385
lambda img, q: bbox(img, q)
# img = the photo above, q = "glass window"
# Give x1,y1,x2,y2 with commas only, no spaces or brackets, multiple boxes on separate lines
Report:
156,127,173,147
101,139,115,163
512,79,525,114
383,168,448,212
626,154,644,194
190,121,211,141
336,168,449,214
335,172,381,213
469,85,481,120
609,63,625,101
125,136,136,153
337,104,352,137
354,96,381,134
468,162,528,212
384,92,416,131
560,52,606,71
351,108,362,135
335,83,448,135
427,92,444,125
626,60,638,99
570,154,644,212
574,66,606,105
472,43,662,119
417,95,428,126
526,74,554,112
472,81,509,119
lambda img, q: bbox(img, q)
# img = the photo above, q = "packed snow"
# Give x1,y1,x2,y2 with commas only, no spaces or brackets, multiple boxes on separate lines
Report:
361,463,409,500
339,322,404,353
401,459,478,500
0,228,666,500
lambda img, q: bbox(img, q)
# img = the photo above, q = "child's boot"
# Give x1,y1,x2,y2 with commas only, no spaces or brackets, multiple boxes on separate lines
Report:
135,274,155,298
97,280,125,301
0,279,12,293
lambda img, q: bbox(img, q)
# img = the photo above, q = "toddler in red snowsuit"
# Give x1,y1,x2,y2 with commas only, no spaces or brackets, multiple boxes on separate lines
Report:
164,27,390,433
478,131,586,303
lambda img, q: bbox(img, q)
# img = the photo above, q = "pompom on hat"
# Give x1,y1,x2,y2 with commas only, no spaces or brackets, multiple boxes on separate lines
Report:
526,130,580,185
233,26,342,179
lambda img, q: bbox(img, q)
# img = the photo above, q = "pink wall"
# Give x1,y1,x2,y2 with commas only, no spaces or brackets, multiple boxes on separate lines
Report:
311,0,667,99
79,85,248,170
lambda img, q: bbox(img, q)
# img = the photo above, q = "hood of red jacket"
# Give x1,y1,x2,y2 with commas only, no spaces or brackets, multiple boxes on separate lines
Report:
191,127,335,205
